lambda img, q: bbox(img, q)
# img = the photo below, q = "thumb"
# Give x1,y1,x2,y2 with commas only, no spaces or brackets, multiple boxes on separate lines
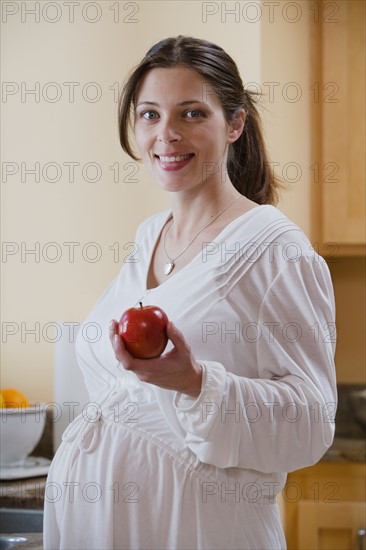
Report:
166,320,185,351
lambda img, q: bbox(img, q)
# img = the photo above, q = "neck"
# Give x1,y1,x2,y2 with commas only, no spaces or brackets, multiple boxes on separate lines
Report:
168,185,241,240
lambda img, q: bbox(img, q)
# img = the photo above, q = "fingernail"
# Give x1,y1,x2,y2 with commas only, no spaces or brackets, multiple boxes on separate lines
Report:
113,334,119,344
109,320,115,330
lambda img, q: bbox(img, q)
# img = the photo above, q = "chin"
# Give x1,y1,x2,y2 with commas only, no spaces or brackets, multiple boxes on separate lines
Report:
157,182,189,194
150,172,192,192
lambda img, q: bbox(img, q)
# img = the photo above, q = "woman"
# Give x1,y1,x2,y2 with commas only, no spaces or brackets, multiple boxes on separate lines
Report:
44,36,337,550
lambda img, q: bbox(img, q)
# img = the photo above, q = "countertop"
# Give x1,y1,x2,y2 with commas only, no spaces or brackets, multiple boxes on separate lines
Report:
0,476,46,510
0,533,43,549
0,478,45,549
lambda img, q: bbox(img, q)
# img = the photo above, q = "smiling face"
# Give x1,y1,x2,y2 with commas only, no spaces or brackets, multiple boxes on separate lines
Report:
133,66,244,195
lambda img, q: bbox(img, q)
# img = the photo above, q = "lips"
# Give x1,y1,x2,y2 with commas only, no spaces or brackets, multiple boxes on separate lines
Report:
154,153,195,171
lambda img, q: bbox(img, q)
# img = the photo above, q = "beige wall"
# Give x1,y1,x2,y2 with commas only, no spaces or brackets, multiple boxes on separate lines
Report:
261,3,315,238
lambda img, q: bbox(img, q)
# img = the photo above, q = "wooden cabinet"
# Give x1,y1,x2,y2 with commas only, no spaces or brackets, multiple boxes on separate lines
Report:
313,1,365,254
297,500,365,549
284,462,366,550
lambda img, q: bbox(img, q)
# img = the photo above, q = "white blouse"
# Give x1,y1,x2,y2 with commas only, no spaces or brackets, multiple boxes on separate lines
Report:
44,204,337,550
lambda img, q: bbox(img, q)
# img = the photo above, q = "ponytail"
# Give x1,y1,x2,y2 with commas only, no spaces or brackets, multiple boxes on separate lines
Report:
228,90,281,204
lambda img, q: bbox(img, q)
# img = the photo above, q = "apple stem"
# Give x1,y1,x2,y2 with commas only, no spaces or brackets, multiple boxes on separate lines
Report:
139,302,143,309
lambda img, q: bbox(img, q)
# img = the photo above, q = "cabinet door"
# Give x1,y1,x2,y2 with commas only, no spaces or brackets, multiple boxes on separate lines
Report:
321,0,365,248
297,500,366,550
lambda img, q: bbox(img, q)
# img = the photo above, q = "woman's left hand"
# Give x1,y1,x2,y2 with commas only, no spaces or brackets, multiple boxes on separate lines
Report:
109,320,203,398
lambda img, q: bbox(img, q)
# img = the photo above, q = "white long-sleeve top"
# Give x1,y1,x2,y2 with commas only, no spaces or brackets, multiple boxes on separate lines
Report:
44,204,337,550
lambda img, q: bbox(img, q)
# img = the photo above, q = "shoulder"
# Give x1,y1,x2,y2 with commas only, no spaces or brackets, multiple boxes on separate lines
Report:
230,204,333,289
244,204,316,261
253,207,335,306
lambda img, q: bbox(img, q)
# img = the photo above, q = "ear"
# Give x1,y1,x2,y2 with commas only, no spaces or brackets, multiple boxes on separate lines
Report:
227,109,246,144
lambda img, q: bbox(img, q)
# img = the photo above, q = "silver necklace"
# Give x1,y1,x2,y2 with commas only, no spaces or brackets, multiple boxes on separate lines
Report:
162,196,240,276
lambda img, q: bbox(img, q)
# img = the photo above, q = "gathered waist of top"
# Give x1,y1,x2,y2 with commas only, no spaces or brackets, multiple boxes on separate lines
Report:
61,400,287,502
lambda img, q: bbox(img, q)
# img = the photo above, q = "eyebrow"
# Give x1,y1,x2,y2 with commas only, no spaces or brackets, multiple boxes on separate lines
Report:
135,99,205,108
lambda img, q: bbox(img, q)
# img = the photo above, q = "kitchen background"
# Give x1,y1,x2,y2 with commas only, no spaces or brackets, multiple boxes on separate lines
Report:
1,1,365,548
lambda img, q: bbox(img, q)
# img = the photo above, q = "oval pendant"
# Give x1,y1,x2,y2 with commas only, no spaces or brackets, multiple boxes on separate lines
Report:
164,261,174,276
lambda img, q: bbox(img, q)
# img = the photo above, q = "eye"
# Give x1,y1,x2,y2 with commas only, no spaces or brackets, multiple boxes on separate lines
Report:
185,110,205,119
141,111,159,120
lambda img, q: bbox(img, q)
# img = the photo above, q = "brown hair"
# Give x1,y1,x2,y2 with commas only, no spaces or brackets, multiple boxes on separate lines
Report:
118,36,281,205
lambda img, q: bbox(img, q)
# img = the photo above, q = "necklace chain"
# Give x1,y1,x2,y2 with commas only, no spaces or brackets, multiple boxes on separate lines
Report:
162,196,240,276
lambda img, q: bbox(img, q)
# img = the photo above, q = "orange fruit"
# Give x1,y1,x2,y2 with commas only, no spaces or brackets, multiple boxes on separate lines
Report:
0,388,30,408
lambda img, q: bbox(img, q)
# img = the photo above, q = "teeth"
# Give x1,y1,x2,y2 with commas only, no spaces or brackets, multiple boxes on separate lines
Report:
159,154,192,163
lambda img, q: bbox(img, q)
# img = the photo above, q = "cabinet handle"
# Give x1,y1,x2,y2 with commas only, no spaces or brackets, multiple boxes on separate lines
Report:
358,529,366,550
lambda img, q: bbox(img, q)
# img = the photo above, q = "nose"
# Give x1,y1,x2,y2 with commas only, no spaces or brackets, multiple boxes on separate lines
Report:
157,116,181,143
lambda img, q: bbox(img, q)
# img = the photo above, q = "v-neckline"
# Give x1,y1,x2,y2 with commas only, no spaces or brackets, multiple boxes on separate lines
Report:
144,204,267,292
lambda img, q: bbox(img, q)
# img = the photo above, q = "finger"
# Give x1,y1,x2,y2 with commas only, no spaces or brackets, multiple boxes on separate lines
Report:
111,331,123,354
111,331,134,367
165,321,187,353
109,319,118,342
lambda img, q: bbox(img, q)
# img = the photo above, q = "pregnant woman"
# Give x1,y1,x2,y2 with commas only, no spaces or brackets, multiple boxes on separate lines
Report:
44,36,337,549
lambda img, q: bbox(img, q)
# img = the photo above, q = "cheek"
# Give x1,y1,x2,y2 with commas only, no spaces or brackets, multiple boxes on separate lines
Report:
200,135,227,157
134,128,151,155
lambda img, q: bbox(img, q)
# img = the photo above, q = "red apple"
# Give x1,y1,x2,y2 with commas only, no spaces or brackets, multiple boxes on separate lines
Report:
118,302,168,359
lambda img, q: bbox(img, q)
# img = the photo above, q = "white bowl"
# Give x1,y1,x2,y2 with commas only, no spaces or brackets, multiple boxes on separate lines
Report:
0,406,46,467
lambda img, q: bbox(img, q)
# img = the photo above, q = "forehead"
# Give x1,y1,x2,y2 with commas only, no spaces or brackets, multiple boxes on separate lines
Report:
135,66,220,106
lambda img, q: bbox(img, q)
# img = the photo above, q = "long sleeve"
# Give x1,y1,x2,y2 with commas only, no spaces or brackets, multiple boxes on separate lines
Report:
173,254,337,473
